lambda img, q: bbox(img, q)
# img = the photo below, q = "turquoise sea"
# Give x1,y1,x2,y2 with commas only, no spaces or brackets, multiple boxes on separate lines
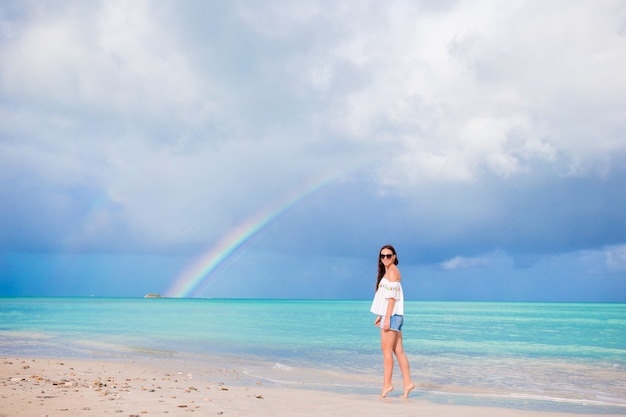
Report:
1,298,625,413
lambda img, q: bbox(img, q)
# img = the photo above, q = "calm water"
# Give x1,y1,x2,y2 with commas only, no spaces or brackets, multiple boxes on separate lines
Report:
1,298,625,413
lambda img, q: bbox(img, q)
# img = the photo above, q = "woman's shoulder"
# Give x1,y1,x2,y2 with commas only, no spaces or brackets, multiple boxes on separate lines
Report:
386,267,402,282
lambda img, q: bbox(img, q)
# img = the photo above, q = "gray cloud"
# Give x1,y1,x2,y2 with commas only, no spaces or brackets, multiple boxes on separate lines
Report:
1,0,625,299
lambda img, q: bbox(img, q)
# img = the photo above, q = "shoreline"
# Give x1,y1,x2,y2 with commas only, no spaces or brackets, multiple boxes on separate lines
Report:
2,355,625,417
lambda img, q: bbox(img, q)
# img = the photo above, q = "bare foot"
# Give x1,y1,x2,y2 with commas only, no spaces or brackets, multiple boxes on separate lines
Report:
381,385,394,397
401,383,415,398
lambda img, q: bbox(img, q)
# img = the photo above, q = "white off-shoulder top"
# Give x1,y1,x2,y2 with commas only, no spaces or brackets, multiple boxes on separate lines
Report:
370,277,404,316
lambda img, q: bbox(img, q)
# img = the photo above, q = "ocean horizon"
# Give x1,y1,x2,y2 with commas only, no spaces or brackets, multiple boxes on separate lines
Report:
1,297,625,414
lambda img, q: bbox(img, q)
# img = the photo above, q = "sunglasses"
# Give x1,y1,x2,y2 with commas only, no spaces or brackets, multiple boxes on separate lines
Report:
379,253,394,259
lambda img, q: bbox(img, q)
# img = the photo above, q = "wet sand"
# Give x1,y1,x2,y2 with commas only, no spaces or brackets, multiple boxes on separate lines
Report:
1,356,623,417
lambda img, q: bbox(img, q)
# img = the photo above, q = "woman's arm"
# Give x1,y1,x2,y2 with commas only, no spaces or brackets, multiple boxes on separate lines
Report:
382,298,396,330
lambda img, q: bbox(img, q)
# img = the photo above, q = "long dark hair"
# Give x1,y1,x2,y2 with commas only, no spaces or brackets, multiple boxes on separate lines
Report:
375,244,398,291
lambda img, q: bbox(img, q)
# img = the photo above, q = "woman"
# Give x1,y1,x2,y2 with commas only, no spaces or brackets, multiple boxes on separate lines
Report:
370,244,415,398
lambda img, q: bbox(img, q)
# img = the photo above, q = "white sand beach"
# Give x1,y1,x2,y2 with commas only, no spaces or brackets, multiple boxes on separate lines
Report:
2,356,623,417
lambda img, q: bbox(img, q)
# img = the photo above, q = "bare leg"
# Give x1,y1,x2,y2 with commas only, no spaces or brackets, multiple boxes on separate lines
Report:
380,329,397,397
393,331,415,398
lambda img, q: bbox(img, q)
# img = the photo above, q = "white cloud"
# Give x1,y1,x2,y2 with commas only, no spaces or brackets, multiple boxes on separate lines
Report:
1,0,625,256
0,1,218,135
298,0,626,185
440,255,488,270
604,245,626,273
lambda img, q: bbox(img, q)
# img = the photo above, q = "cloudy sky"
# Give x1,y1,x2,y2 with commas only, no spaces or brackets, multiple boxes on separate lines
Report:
1,0,625,301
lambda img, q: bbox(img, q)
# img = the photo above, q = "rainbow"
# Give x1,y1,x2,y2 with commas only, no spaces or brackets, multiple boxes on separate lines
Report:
165,173,340,298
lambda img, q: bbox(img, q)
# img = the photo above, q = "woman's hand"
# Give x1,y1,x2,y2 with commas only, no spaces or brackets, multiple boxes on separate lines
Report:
374,316,381,327
382,317,390,331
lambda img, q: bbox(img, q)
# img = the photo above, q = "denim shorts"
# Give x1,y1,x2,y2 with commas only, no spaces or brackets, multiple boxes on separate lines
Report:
380,314,404,332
